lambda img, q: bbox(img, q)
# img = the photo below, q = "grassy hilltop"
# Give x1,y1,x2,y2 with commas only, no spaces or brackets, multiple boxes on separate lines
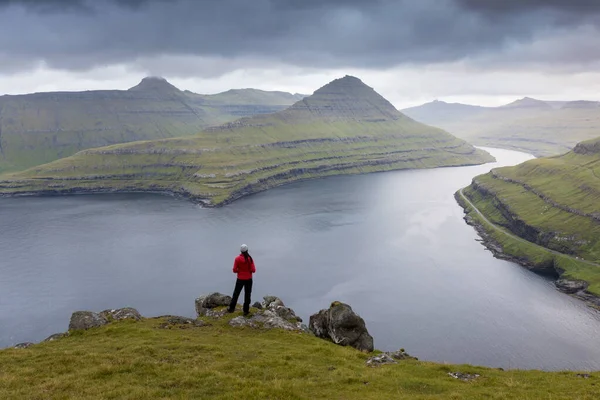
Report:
0,314,597,399
0,76,493,206
0,77,303,173
402,98,600,157
460,136,600,295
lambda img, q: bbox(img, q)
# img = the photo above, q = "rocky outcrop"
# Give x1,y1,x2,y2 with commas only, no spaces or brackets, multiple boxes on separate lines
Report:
157,316,208,329
100,307,142,322
228,310,304,331
69,311,109,331
44,333,68,342
13,342,34,349
365,350,416,366
262,296,302,323
555,279,588,294
195,293,232,317
309,301,374,352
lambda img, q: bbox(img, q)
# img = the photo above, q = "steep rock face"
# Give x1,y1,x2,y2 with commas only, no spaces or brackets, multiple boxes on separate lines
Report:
309,301,374,352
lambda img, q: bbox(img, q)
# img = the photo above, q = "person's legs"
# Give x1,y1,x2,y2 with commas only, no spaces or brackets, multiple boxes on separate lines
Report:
228,279,244,312
243,279,253,315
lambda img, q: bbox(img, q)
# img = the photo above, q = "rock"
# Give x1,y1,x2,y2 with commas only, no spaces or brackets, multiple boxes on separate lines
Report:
157,315,207,329
69,311,109,331
576,373,591,379
262,295,284,309
14,342,34,349
366,349,417,366
252,301,263,309
555,279,588,294
229,316,260,329
366,353,397,367
100,307,142,321
195,292,232,317
228,309,303,331
448,372,481,382
309,301,374,352
389,348,417,361
261,295,302,322
44,333,68,342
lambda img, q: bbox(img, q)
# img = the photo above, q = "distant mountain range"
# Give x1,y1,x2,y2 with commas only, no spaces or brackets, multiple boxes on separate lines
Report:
0,75,493,206
0,77,305,172
402,98,600,156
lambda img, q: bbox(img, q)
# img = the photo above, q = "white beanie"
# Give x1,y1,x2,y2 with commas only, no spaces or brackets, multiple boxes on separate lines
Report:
240,244,248,253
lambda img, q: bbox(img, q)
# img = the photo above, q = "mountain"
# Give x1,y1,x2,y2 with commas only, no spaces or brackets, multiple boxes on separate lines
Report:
0,78,304,173
0,75,493,206
500,97,552,109
402,97,600,156
459,136,600,297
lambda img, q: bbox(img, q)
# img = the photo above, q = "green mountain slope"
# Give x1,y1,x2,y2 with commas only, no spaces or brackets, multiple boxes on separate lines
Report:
460,137,600,296
402,98,600,157
0,75,493,206
0,77,303,173
1,316,596,399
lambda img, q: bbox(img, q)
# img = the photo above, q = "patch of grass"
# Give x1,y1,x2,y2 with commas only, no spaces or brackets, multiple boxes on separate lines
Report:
1,317,598,399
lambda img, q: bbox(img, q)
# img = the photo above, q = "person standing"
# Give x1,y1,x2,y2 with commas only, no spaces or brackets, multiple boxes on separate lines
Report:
227,244,256,315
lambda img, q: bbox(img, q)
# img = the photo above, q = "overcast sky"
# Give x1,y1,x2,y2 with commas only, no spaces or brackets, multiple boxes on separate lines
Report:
0,0,599,108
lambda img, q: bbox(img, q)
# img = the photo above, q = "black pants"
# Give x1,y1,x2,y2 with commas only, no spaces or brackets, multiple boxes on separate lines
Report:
229,278,253,313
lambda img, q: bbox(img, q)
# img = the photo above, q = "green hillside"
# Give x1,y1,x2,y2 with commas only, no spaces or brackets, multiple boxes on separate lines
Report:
460,137,600,296
0,77,303,173
0,76,493,206
402,99,600,157
1,315,597,399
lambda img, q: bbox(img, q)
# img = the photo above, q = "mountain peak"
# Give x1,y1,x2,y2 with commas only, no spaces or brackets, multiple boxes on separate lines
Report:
128,77,181,94
502,97,551,109
285,75,400,121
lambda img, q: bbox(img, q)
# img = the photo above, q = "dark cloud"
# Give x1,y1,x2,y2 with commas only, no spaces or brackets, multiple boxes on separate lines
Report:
457,0,600,13
0,0,598,77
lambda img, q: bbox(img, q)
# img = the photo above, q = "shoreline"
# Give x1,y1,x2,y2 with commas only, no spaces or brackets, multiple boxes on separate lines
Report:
454,190,600,310
0,158,492,208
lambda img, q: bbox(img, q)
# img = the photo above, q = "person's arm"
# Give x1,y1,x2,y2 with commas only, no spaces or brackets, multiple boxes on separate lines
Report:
251,260,256,274
233,258,239,273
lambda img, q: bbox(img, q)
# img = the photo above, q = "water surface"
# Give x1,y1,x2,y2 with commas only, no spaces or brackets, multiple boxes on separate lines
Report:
2,147,600,370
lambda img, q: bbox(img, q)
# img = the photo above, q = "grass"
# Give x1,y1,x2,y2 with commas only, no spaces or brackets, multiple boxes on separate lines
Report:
1,315,598,399
0,77,493,206
460,139,600,295
461,186,600,295
0,81,300,173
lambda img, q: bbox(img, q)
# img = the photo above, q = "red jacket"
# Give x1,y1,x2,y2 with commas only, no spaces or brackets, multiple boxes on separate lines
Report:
233,254,256,280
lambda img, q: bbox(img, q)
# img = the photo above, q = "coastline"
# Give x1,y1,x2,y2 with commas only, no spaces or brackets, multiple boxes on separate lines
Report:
454,190,600,310
0,159,491,208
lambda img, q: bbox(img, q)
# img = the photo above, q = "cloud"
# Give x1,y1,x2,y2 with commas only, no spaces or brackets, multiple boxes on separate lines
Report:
0,0,598,79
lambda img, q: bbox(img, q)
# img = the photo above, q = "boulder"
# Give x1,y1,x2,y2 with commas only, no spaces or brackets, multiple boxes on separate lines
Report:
195,292,232,317
69,311,109,331
44,333,68,342
14,342,34,349
252,301,263,309
309,301,374,352
100,307,142,321
261,295,302,322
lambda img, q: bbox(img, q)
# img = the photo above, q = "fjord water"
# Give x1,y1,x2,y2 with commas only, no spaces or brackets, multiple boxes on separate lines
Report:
2,148,600,370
